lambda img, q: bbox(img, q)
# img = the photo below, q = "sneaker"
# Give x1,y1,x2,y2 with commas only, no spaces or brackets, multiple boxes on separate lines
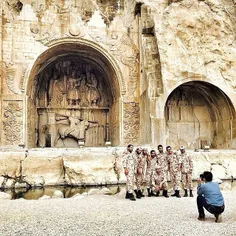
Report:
215,214,222,223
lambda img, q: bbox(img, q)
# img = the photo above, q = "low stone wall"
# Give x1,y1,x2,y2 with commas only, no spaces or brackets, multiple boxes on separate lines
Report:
0,148,235,188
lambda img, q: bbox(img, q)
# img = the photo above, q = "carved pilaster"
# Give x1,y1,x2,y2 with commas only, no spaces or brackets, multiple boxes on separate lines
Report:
3,101,23,145
123,102,140,145
27,98,37,148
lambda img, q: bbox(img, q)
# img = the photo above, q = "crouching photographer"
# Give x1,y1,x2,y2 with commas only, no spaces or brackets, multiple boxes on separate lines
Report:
197,171,225,223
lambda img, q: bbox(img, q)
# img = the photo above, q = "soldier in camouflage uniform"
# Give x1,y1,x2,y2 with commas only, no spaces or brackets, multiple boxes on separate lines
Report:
179,146,194,197
166,146,181,198
152,165,169,198
122,144,137,201
134,147,144,199
141,148,149,191
157,145,169,181
146,149,158,197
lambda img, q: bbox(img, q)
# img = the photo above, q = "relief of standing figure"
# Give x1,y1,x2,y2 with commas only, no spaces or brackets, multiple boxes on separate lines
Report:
66,70,80,105
86,71,100,106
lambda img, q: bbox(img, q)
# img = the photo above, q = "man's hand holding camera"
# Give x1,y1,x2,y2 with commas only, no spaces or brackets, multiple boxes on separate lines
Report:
197,177,202,184
197,174,204,184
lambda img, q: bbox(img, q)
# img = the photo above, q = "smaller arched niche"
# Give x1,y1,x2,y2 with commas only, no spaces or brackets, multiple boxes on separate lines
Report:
165,81,236,149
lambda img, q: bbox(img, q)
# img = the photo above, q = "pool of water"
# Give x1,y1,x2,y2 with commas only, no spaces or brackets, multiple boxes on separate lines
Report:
1,185,122,200
1,180,235,200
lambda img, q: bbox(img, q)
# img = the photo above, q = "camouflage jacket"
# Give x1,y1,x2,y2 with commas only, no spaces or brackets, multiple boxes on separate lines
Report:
179,152,193,173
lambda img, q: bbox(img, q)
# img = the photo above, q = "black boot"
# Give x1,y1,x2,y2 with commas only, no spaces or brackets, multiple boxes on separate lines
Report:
155,191,160,197
138,190,145,197
129,193,136,201
184,189,188,197
147,188,152,197
171,190,177,197
134,190,141,199
190,190,194,197
171,190,181,198
125,191,130,199
175,190,181,198
163,190,169,198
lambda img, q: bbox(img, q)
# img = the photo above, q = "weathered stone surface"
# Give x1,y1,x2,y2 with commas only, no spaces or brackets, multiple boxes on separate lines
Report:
100,187,112,195
0,152,24,188
115,186,126,197
0,192,11,200
63,148,124,185
52,190,64,198
0,148,235,188
72,193,85,199
0,152,22,177
21,150,65,186
39,195,51,200
88,188,101,195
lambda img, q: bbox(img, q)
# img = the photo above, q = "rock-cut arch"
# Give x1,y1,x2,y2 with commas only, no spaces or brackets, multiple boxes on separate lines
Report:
26,38,125,148
164,81,236,149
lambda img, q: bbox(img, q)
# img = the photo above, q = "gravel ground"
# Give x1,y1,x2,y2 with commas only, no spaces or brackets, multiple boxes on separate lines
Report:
0,189,235,236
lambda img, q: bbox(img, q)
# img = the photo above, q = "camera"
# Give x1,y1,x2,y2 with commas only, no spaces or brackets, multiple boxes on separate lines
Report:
200,174,204,180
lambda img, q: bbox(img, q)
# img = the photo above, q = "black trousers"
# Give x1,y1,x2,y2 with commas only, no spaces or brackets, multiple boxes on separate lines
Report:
197,195,225,217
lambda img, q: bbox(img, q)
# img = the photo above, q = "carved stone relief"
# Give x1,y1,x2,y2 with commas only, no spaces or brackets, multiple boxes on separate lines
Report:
30,22,60,46
68,14,86,37
141,5,163,97
96,0,124,26
5,0,23,15
141,5,155,35
36,59,111,147
114,34,139,96
5,64,27,95
110,101,119,146
37,61,107,108
28,0,127,46
123,102,140,144
3,101,23,145
122,0,136,28
27,98,37,148
6,67,21,94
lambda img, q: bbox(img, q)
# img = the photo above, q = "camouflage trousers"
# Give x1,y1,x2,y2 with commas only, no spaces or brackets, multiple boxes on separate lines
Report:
170,170,181,190
145,169,154,188
152,182,168,193
182,172,193,190
135,173,144,190
126,171,135,193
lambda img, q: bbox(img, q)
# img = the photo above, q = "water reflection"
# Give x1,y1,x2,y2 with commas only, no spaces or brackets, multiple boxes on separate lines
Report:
3,185,122,200
1,180,235,200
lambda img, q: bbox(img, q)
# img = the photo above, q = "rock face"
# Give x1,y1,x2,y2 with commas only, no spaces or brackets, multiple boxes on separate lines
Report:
0,148,125,188
52,190,64,198
0,192,11,200
0,148,235,188
0,0,236,186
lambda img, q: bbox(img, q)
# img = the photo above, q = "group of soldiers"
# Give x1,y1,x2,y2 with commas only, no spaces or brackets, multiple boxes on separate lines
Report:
122,144,193,201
